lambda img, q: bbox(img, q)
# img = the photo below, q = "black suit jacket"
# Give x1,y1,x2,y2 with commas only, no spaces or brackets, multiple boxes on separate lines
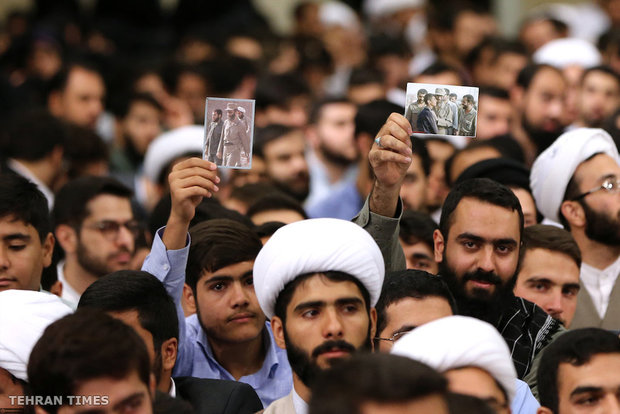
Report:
174,376,263,414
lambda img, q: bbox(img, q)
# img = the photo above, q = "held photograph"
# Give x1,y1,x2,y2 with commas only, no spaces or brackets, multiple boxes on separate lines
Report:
203,97,255,169
405,82,479,138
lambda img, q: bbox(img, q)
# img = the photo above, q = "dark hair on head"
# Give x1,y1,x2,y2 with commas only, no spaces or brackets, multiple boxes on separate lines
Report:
2,109,66,161
479,86,510,100
375,270,456,336
417,61,466,84
78,270,179,350
53,176,133,228
368,34,411,59
27,309,151,414
424,93,435,104
255,221,286,240
411,137,431,176
0,174,51,241
516,63,562,90
255,73,310,110
229,182,280,206
439,178,524,241
538,328,620,413
113,91,163,119
63,125,109,180
522,224,581,267
581,64,620,86
308,97,352,125
490,38,527,62
214,108,222,115
349,66,384,87
274,271,371,326
186,219,263,292
446,393,496,414
247,193,308,222
46,59,103,98
449,93,457,98
309,353,447,414
355,100,404,138
399,210,438,248
462,94,474,104
254,124,298,158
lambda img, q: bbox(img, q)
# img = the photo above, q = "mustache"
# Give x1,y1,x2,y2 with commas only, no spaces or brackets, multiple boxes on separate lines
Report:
226,311,257,322
311,340,356,359
462,270,502,286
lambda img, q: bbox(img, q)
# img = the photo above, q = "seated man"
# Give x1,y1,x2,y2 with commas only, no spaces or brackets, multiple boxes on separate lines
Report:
514,225,581,327
78,270,263,413
537,328,620,414
27,310,154,414
309,353,449,414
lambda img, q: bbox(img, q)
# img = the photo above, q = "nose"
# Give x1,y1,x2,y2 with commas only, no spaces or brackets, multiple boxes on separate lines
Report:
322,307,344,339
602,394,620,413
477,245,495,273
115,224,136,250
230,281,250,309
0,247,10,269
547,98,564,119
545,290,563,318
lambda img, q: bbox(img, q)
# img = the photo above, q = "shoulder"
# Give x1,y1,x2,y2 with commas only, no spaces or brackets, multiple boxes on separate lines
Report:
175,376,263,414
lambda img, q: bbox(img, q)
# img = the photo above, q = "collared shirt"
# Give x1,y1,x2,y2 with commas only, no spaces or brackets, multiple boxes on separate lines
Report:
581,254,620,318
7,158,54,209
56,260,79,309
307,181,364,220
142,229,292,407
292,389,308,414
305,149,358,212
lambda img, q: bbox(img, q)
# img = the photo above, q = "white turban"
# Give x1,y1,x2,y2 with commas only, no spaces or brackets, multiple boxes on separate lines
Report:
319,2,361,31
530,128,619,223
363,0,426,18
391,316,517,404
254,218,384,319
533,38,601,69
0,290,72,381
142,125,204,183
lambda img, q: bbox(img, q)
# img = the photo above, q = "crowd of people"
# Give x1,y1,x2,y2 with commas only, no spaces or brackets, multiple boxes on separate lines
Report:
2,0,620,413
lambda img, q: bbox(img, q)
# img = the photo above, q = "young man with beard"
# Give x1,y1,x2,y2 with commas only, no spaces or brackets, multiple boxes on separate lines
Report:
432,177,563,380
52,176,138,308
78,270,263,414
531,128,620,329
434,88,454,135
406,88,427,129
573,65,620,129
510,64,568,166
253,218,384,414
305,98,358,208
457,94,477,137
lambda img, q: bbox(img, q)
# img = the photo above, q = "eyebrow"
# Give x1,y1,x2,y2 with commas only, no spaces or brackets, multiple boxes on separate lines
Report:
293,297,364,313
204,270,253,285
570,386,604,398
112,392,146,411
410,252,433,261
2,233,31,242
391,324,417,337
525,277,553,284
455,232,518,247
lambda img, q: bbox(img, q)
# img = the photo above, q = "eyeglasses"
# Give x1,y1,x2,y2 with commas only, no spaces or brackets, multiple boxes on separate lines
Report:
83,220,141,241
571,176,620,201
374,327,416,344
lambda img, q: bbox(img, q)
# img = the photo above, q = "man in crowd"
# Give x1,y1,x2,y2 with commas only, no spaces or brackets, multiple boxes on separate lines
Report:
445,88,459,135
53,176,137,307
399,210,439,273
405,88,427,129
513,225,581,327
434,88,454,135
417,93,439,134
537,328,620,414
218,102,250,168
476,87,513,140
205,108,224,164
531,128,620,329
458,94,477,136
572,65,620,129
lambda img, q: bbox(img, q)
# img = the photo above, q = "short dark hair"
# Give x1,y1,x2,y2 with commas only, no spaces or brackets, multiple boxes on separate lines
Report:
479,86,510,100
229,182,280,207
78,270,179,351
375,270,457,335
418,89,428,95
522,224,581,268
462,94,474,104
399,210,438,249
309,353,447,414
186,219,263,292
214,109,222,116
355,100,404,138
581,64,620,87
53,176,133,227
538,328,620,413
255,73,310,111
308,97,352,125
114,92,163,119
254,124,298,158
247,193,308,221
439,178,524,241
449,93,457,99
418,61,464,84
446,393,496,414
424,93,435,104
348,66,384,87
46,60,103,98
63,125,109,180
254,221,286,239
516,63,562,90
3,109,66,161
0,174,51,241
27,309,151,414
274,272,371,326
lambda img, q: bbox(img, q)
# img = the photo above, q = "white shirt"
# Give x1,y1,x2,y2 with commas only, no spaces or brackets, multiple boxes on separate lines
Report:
56,261,79,309
580,254,620,318
292,389,308,414
168,378,176,398
7,158,54,209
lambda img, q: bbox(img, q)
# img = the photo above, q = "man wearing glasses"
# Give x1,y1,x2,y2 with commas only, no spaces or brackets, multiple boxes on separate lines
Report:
52,176,139,308
531,128,620,329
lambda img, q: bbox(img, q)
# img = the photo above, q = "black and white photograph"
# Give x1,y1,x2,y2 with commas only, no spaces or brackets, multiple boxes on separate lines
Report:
203,97,254,169
405,82,479,138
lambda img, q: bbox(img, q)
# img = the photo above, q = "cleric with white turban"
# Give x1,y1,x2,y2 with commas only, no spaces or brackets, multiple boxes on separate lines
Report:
253,218,384,319
530,128,619,223
0,290,72,381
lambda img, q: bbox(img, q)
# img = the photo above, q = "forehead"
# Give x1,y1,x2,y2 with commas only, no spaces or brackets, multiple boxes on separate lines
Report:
66,67,104,90
0,215,39,237
529,67,566,92
520,248,580,283
84,194,133,220
558,353,620,395
583,70,619,87
382,296,452,333
448,197,520,239
264,131,305,157
573,153,620,187
288,273,366,308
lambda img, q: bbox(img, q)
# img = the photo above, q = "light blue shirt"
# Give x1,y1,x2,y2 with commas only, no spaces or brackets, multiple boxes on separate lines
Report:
512,379,540,414
142,228,292,407
307,181,364,220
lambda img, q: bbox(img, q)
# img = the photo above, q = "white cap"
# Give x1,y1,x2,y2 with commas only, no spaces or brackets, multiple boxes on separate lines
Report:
237,106,246,113
533,38,601,69
254,218,384,319
142,125,204,183
364,0,426,18
0,290,72,381
391,316,517,404
530,128,619,223
319,1,361,31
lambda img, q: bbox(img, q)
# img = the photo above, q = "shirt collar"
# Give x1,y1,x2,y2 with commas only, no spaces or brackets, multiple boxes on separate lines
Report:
292,388,308,414
168,377,176,398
